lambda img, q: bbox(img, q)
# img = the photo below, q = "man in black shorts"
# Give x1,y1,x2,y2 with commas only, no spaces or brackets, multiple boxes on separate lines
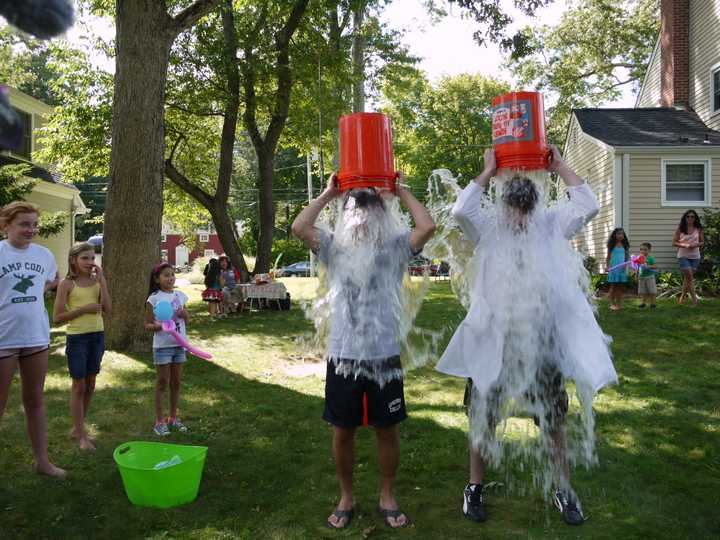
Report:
292,174,435,529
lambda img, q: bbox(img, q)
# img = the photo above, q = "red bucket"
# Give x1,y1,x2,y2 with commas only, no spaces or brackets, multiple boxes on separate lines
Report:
491,91,549,171
337,112,397,192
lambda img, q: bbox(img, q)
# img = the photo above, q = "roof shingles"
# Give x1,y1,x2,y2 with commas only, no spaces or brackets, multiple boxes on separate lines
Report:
573,108,720,147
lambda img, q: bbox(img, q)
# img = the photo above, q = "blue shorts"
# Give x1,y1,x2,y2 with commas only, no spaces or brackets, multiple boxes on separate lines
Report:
153,346,187,366
66,332,105,379
678,257,700,271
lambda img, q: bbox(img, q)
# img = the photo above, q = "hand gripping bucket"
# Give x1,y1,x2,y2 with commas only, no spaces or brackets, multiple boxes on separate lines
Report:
113,441,208,508
338,112,398,192
491,91,550,171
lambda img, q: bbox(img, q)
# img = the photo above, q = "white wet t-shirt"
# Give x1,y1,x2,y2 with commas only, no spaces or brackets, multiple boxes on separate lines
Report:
317,229,415,361
0,240,57,348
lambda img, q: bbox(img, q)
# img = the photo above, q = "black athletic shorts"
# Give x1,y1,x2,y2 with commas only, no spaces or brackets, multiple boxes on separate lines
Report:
323,356,407,429
463,362,569,431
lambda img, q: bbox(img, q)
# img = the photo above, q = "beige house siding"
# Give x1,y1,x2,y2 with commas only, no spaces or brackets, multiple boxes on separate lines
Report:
637,37,662,108
25,186,75,278
564,116,616,267
689,1,720,131
6,88,54,164
626,152,720,271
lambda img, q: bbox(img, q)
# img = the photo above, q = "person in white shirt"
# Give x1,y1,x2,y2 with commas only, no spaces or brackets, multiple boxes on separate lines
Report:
0,201,65,477
437,146,616,526
144,263,190,437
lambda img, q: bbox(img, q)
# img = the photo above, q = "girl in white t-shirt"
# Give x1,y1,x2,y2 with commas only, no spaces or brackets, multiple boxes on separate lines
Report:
144,263,190,436
0,201,65,477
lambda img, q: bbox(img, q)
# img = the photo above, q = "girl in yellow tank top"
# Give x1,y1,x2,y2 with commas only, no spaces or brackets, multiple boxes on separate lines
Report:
52,242,112,450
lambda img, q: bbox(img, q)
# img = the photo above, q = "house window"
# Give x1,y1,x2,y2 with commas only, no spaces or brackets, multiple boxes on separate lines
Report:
13,108,32,160
713,66,720,113
661,159,711,206
160,234,167,243
199,233,209,243
160,250,168,261
204,249,215,257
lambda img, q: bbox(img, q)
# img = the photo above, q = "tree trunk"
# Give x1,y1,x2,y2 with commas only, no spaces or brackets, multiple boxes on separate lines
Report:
351,1,365,113
104,2,173,351
253,151,276,273
104,0,220,351
210,203,250,281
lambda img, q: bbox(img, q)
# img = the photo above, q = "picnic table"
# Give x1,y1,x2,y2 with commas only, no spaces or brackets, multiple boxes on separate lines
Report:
238,282,288,309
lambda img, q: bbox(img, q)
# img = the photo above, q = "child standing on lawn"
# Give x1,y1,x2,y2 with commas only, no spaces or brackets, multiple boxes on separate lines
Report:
53,242,111,450
145,263,190,436
606,228,629,311
202,258,224,319
637,242,657,309
0,201,65,477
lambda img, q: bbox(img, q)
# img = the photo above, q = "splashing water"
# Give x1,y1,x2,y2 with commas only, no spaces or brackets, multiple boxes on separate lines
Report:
300,190,443,387
426,168,615,497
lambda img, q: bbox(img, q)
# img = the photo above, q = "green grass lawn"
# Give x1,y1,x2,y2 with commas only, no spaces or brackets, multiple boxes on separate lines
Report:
1,280,719,539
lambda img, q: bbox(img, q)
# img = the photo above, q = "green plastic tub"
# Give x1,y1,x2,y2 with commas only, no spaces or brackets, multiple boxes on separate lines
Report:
113,441,208,508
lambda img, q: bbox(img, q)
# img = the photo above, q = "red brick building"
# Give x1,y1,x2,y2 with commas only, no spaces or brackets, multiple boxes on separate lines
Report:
160,227,226,267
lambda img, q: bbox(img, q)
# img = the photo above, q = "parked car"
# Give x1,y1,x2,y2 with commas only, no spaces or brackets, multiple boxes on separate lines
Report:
408,257,439,276
277,261,311,277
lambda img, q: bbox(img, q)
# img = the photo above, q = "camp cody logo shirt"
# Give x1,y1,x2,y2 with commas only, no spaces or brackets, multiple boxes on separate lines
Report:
0,240,57,348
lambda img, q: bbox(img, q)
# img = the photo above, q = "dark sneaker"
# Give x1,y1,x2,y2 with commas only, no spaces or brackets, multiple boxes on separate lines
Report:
638,303,646,308
153,422,170,437
554,490,585,525
463,483,487,522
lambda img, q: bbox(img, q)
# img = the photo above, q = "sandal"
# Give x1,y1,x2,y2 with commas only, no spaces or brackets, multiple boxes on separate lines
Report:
378,506,410,528
326,507,354,529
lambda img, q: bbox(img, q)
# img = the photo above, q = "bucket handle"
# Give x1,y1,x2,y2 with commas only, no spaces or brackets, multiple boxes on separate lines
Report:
118,446,131,455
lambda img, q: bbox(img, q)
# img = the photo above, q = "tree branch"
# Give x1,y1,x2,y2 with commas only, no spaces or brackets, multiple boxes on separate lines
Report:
164,159,214,209
171,0,223,34
264,0,310,151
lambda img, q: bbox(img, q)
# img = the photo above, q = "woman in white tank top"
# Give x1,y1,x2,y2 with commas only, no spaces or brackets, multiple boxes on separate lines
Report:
672,210,704,305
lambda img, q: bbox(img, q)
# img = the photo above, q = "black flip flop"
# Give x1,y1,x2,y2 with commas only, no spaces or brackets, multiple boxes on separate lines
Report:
378,506,410,528
326,507,355,529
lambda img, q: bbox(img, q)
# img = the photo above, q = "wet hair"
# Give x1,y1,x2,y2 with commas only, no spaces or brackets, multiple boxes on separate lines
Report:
148,262,174,296
343,188,385,211
640,242,652,250
678,210,703,234
501,175,539,215
0,201,40,229
66,242,96,279
204,258,221,288
606,228,630,257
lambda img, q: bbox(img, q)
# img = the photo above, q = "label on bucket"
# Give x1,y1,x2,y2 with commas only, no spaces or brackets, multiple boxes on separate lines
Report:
492,100,534,144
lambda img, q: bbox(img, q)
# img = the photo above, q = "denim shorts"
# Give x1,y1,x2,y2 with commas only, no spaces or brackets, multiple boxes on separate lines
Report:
66,332,105,379
678,257,700,271
153,346,187,366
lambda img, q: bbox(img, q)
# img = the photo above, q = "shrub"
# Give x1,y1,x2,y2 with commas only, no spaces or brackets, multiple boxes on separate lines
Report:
583,256,598,274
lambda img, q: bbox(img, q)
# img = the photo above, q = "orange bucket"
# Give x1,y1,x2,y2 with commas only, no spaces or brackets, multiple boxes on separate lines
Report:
338,112,397,192
491,91,549,171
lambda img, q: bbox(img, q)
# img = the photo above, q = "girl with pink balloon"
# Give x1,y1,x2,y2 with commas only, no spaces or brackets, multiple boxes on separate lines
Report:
144,263,192,437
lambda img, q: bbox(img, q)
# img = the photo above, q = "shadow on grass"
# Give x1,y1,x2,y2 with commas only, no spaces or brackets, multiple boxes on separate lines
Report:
1,287,718,539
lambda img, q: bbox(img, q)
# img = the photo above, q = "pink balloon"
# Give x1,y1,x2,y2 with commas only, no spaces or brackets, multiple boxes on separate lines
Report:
160,320,212,361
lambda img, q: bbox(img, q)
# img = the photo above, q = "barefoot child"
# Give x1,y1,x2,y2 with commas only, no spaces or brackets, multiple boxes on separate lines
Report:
145,263,190,436
0,201,65,477
606,228,629,311
53,242,111,450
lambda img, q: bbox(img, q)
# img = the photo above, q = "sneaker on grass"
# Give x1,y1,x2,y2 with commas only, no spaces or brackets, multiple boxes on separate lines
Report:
554,489,585,525
167,417,188,433
153,422,170,436
463,483,487,522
